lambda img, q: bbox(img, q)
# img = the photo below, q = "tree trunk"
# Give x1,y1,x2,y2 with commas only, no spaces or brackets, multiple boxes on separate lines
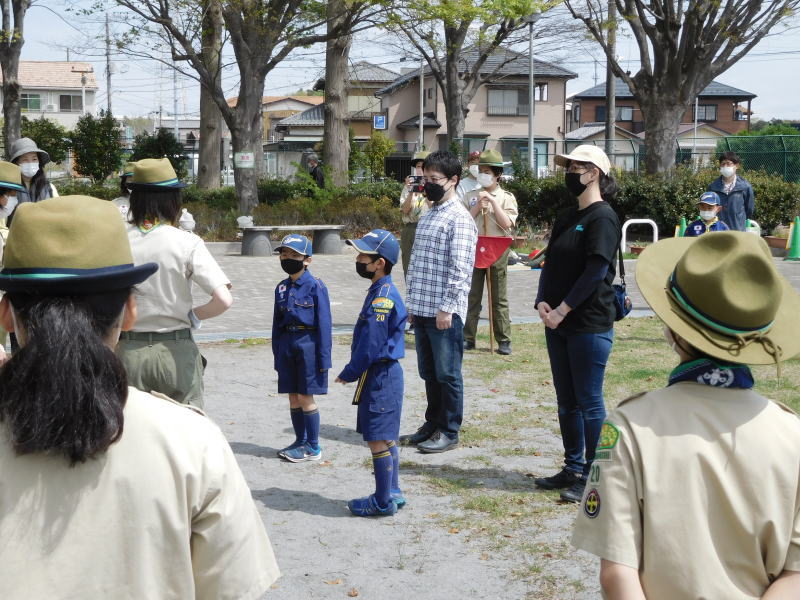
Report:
443,55,465,150
231,120,261,214
0,0,29,158
322,0,352,188
638,99,688,174
197,0,222,189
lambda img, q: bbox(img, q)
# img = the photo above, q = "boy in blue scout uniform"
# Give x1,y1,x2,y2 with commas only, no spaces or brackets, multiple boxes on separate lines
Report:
684,191,730,237
335,229,408,517
272,234,333,462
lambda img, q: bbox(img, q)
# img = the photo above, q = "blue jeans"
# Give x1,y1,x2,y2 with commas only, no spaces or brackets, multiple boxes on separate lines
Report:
545,327,614,478
414,315,464,439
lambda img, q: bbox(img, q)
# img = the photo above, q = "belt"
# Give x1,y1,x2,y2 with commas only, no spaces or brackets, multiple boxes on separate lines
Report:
283,325,317,332
120,328,192,342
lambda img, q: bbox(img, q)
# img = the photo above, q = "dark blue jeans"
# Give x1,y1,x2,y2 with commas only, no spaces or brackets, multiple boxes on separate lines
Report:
545,327,614,478
414,314,464,439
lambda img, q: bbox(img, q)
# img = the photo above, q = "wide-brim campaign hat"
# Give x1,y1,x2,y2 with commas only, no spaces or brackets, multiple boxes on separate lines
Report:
121,162,137,177
637,231,800,366
555,145,611,175
274,234,312,257
128,158,187,189
9,137,50,166
478,149,506,167
346,228,400,265
0,161,24,192
0,196,158,294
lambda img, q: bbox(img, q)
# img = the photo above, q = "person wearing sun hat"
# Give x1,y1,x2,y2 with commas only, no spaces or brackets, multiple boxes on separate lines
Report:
117,158,232,408
0,161,26,359
8,137,58,214
399,150,432,279
0,195,279,599
571,231,800,599
111,161,137,221
460,148,518,355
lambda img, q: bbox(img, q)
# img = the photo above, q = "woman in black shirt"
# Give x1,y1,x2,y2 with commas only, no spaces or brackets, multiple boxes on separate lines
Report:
533,145,621,503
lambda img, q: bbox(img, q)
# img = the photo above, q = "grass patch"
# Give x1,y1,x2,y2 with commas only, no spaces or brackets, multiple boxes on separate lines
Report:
238,337,269,347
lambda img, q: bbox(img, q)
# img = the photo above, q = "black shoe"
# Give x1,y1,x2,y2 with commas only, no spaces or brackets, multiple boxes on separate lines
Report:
418,430,459,453
399,423,435,446
560,478,587,503
464,340,475,351
533,468,582,490
496,341,511,355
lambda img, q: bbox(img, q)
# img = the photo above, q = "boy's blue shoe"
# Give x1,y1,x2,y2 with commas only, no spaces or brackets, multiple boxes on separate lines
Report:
276,440,306,458
282,443,322,463
347,494,398,517
391,488,407,509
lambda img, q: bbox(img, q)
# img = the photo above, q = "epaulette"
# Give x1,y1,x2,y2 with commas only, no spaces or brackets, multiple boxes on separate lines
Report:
149,390,207,417
616,391,648,408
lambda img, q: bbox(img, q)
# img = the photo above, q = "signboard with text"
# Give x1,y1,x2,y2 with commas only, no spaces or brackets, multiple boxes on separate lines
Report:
234,152,255,168
373,115,386,130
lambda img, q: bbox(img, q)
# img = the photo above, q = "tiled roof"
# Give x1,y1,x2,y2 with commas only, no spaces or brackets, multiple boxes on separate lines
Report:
2,61,99,90
572,78,756,100
226,95,325,108
277,104,325,126
375,49,577,97
397,112,441,129
350,61,399,83
566,122,637,139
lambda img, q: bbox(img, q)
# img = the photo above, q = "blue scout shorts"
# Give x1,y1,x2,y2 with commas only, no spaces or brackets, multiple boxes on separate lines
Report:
276,331,328,395
354,360,403,442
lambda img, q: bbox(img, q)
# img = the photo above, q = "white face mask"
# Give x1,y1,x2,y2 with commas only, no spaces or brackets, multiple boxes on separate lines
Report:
468,164,480,178
699,210,717,221
20,162,39,178
477,172,495,188
720,165,736,178
0,195,18,218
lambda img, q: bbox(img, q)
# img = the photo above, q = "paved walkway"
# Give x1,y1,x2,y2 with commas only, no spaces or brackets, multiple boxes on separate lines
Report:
195,242,800,341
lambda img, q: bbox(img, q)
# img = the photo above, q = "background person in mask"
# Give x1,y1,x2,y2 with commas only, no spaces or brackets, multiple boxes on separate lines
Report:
461,149,518,355
533,145,621,504
707,151,754,232
8,138,58,219
456,150,482,197
0,161,25,363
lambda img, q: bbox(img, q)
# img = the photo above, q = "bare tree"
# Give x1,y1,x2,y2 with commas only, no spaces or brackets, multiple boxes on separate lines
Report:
566,0,800,173
0,0,31,156
321,0,352,188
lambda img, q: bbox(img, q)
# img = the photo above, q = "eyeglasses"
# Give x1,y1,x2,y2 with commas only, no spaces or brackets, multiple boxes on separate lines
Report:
422,175,450,184
566,165,590,174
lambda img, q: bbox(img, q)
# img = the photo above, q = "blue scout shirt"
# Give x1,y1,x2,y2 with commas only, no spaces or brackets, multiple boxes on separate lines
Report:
271,269,332,370
338,275,407,382
684,218,730,237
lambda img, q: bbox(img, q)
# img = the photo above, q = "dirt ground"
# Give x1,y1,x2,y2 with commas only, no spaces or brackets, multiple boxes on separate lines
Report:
200,336,599,600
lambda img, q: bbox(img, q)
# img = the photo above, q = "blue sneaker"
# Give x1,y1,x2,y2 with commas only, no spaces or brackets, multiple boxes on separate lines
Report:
282,443,322,463
347,494,397,517
276,440,306,458
391,488,407,509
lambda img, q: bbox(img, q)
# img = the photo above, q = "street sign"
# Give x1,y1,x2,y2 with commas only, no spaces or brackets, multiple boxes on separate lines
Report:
234,152,254,168
373,114,386,130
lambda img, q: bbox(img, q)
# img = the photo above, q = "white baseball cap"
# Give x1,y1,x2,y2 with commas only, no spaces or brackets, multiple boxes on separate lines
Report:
555,145,612,175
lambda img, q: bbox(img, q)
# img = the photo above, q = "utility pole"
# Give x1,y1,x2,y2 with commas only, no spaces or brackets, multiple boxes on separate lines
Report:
525,11,541,177
105,14,112,113
418,59,424,151
604,0,616,161
173,62,179,142
71,66,94,115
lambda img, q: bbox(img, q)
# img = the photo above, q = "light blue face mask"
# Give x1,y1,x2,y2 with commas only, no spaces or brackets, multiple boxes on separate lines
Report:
0,195,18,218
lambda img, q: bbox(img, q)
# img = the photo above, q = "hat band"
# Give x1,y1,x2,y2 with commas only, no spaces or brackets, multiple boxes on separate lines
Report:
0,181,24,192
1,264,136,279
136,177,180,186
667,270,774,337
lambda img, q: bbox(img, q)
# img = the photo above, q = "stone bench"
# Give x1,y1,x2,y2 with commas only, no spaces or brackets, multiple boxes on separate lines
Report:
240,225,345,256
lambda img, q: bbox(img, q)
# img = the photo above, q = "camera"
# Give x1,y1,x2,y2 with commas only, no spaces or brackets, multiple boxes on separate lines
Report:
409,175,425,193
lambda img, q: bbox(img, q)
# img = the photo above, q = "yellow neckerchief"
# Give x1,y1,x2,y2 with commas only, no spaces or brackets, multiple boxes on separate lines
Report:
137,218,163,234
702,216,719,228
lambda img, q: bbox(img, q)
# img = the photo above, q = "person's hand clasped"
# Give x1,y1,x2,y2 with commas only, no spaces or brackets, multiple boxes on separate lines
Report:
542,303,567,330
404,176,414,188
436,310,452,330
478,191,494,210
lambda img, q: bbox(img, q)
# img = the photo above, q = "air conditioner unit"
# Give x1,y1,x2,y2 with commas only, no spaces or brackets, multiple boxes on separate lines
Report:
45,104,55,111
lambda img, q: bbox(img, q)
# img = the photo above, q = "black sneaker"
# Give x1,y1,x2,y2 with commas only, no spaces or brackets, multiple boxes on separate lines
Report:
533,468,582,490
497,341,511,355
560,478,587,503
463,340,475,350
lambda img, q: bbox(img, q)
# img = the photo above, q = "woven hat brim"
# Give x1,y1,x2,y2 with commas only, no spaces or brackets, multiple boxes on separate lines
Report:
0,262,158,294
637,237,800,364
11,149,50,166
128,182,187,190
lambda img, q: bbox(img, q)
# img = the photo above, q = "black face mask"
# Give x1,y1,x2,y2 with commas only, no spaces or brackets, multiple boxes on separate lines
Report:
356,259,377,279
280,258,305,275
424,181,450,203
565,172,588,198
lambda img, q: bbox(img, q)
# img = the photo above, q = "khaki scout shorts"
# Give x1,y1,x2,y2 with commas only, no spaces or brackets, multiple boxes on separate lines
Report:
117,330,205,408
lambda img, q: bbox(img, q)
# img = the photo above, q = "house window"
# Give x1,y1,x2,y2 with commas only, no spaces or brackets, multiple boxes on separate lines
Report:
573,103,581,122
694,104,717,122
733,105,748,121
535,83,548,102
487,89,528,116
616,106,634,121
21,93,41,112
595,105,606,122
59,94,83,113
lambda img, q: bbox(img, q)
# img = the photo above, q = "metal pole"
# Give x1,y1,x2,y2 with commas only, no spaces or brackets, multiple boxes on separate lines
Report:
173,63,179,141
81,75,86,116
692,96,698,167
105,14,112,113
528,19,536,177
418,59,424,151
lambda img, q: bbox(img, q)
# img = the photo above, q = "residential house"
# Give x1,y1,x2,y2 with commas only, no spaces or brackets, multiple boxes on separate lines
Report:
565,122,643,171
374,49,578,177
3,61,98,129
569,78,756,136
224,94,325,143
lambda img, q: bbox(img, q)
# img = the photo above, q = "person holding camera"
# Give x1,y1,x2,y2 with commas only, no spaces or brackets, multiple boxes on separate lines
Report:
399,150,430,279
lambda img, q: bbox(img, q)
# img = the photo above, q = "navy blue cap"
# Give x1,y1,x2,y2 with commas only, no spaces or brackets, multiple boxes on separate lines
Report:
346,229,400,265
698,191,721,206
274,234,312,256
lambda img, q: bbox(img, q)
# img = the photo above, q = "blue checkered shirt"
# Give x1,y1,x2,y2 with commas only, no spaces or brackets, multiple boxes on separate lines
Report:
406,196,477,318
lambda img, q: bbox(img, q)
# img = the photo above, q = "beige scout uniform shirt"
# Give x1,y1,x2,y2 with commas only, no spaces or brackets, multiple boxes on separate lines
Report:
127,224,230,332
572,383,800,599
461,187,518,237
400,187,430,224
0,387,280,600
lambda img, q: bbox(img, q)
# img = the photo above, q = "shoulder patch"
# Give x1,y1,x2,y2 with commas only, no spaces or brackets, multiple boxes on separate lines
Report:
616,391,648,408
372,297,395,310
149,390,207,417
584,489,601,518
598,422,620,449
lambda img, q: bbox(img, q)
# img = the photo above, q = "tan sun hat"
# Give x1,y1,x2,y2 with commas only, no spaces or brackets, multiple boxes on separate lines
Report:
0,161,24,192
129,158,186,190
478,149,505,167
637,231,800,366
555,145,611,175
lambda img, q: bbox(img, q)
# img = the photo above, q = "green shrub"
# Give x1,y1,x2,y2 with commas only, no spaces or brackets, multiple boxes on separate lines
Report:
53,180,119,200
257,178,315,205
182,202,238,242
182,185,238,211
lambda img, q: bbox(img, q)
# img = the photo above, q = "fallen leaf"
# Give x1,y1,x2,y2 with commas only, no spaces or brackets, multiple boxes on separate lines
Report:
503,533,514,538
510,512,522,517
229,422,236,425
543,553,553,558
426,513,440,518
448,527,460,534
490,388,499,393
318,461,333,466
324,578,342,585
347,588,359,597
480,553,490,560
541,380,552,385
533,451,541,456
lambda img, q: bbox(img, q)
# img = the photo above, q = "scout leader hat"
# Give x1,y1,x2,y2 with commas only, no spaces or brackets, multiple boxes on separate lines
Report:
346,229,400,265
637,231,800,367
0,161,24,192
411,151,430,167
128,158,187,190
275,234,312,257
478,149,506,167
555,145,611,175
121,162,137,177
9,137,50,166
0,196,158,294
698,191,721,206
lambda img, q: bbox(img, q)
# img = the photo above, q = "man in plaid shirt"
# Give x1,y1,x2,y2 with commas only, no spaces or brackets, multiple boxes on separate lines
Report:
401,151,477,453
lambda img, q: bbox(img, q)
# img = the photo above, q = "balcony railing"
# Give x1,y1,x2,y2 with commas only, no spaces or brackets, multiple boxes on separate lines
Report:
487,105,529,117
